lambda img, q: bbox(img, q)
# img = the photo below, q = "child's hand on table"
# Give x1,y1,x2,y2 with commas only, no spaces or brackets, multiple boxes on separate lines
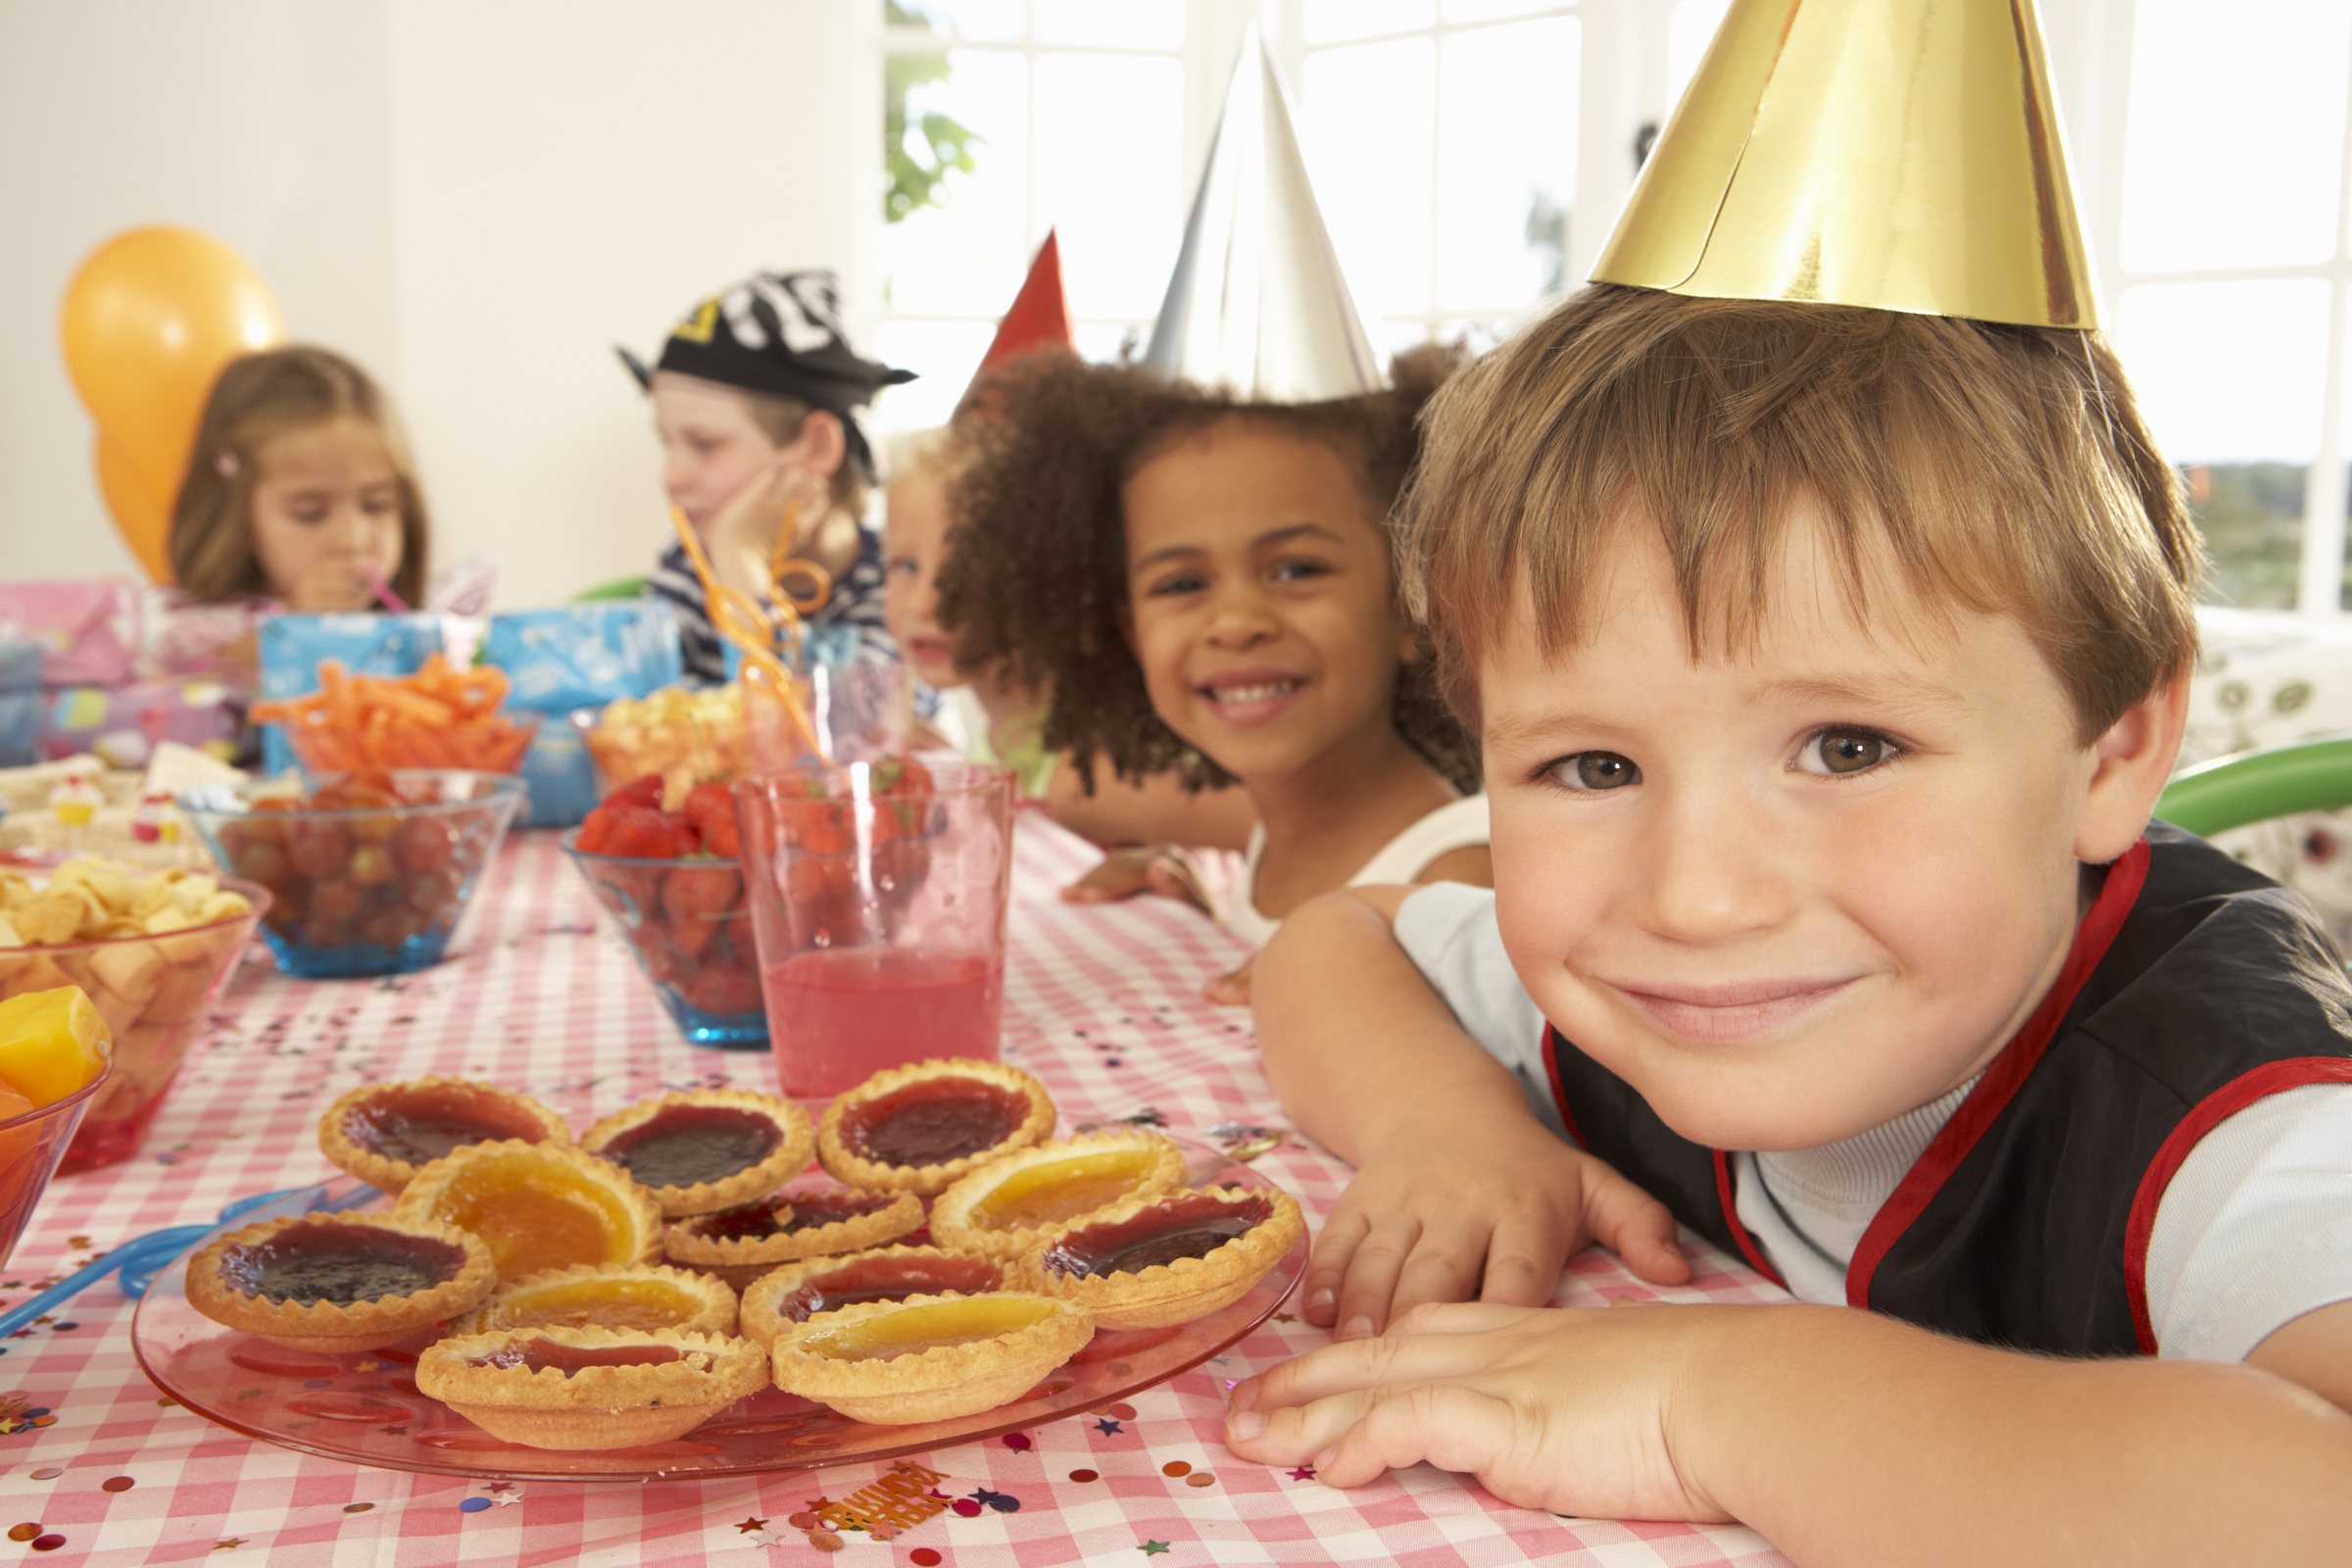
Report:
1063,846,1216,917
1304,1113,1689,1340
1224,1298,1740,1523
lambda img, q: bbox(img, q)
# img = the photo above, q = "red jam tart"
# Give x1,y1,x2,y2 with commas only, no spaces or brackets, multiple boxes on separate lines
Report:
578,1090,812,1216
737,1245,1004,1348
929,1131,1185,1259
816,1058,1054,1196
1019,1185,1305,1330
185,1210,495,1353
662,1187,923,1290
452,1261,739,1338
417,1325,767,1450
393,1141,663,1282
767,1292,1092,1425
319,1078,569,1192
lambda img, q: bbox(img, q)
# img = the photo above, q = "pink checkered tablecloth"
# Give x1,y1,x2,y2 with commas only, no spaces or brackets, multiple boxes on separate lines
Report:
0,815,1793,1567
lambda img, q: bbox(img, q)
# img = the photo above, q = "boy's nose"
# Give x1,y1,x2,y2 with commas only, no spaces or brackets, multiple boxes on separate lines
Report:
1635,787,1794,945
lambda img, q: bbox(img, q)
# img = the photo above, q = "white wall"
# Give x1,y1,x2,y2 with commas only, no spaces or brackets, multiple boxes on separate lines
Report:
0,0,876,608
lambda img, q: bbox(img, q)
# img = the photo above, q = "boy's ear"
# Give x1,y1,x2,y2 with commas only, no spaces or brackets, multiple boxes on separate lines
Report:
794,411,848,481
2076,669,2191,865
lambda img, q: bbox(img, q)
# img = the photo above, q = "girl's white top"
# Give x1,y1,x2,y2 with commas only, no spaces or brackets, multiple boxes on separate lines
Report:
1224,794,1491,949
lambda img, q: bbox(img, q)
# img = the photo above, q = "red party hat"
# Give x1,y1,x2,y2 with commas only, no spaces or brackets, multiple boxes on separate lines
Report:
959,232,1076,415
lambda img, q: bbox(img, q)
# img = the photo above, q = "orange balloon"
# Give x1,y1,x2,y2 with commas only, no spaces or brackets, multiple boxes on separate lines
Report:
60,226,284,573
94,433,174,585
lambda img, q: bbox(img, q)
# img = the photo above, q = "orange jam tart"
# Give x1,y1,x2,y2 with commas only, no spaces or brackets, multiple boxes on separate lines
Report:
768,1291,1092,1425
417,1325,766,1450
662,1187,922,1290
929,1131,1185,1259
452,1261,738,1338
185,1211,494,1353
578,1090,812,1217
737,1246,1004,1348
318,1078,568,1192
394,1140,662,1282
1020,1185,1305,1331
816,1058,1054,1196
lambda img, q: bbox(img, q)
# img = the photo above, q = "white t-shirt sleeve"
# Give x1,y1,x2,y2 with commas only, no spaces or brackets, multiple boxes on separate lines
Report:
1391,883,1563,1140
2143,1082,2352,1362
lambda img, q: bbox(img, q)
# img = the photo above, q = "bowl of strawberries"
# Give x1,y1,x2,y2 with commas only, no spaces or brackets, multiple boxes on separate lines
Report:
560,773,764,1049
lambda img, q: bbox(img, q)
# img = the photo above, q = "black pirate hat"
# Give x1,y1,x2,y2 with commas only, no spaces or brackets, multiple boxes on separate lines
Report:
619,270,914,483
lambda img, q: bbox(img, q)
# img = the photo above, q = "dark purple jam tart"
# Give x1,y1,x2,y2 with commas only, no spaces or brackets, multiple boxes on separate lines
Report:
319,1078,568,1192
816,1058,1054,1197
1020,1185,1305,1330
579,1089,812,1216
186,1210,495,1353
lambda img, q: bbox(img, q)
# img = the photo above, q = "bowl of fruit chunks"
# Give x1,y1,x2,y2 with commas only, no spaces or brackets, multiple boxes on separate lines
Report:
0,863,263,1172
0,988,115,1253
561,773,764,1049
177,771,523,981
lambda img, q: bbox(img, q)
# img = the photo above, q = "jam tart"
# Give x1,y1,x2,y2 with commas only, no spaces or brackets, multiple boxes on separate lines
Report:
767,1291,1092,1425
817,1058,1055,1197
319,1078,569,1192
929,1131,1185,1260
185,1211,495,1353
663,1187,923,1291
417,1325,766,1450
1017,1184,1304,1330
451,1261,738,1339
578,1089,812,1217
737,1245,1004,1349
394,1140,662,1282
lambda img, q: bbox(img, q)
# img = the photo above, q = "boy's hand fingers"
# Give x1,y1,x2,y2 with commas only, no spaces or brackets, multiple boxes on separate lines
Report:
1201,961,1251,1005
1228,1329,1498,1424
1332,1218,1421,1340
1300,1209,1370,1326
1476,1213,1571,1307
1582,1168,1691,1286
1386,1228,1489,1324
1317,1383,1520,1491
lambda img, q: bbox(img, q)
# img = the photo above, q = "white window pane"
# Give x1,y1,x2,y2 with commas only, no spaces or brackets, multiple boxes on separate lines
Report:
884,0,1024,43
2123,0,2352,271
2116,279,2331,463
870,319,1000,433
1437,17,1578,311
1073,321,1146,364
1304,0,1436,44
1443,0,1570,21
1034,0,1183,49
881,49,1028,316
1667,0,1732,107
1303,38,1437,318
1035,53,1186,319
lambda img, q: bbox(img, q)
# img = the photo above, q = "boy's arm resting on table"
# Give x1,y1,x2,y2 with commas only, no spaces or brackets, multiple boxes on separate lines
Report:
1252,887,1689,1340
1229,1295,2352,1567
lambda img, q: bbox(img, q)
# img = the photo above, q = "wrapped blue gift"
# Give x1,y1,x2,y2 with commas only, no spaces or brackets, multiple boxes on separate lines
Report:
481,606,680,828
480,605,682,714
255,613,454,773
0,636,39,768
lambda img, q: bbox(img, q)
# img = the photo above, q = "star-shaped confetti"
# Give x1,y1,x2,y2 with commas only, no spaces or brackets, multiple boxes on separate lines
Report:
735,1517,767,1535
969,1487,1016,1511
1095,1418,1123,1436
354,1359,382,1373
1140,1543,1171,1556
1288,1465,1317,1481
212,1541,245,1552
488,1493,519,1508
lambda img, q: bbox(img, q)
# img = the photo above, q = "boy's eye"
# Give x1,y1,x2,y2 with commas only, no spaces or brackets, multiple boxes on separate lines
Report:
1797,727,1897,775
1543,752,1642,791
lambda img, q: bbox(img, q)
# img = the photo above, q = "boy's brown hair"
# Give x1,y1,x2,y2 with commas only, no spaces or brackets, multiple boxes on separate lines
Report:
1404,284,2204,742
168,345,430,606
938,349,1479,795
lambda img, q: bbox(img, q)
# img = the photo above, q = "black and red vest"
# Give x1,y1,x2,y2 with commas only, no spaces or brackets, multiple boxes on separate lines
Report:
1543,823,2352,1356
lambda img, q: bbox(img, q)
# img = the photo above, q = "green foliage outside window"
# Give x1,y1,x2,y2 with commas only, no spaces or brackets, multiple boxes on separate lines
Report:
885,2,984,224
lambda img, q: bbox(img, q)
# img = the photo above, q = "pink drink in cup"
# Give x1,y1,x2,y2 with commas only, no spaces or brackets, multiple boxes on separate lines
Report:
735,759,1013,1098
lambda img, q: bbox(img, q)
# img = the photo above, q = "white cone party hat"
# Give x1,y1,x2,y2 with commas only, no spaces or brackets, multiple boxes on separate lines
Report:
1143,24,1383,398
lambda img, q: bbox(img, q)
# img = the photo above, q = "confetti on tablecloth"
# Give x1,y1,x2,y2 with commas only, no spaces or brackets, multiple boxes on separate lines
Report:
0,821,1791,1567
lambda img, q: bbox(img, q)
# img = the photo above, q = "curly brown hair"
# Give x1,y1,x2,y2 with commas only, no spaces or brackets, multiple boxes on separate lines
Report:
936,348,1478,797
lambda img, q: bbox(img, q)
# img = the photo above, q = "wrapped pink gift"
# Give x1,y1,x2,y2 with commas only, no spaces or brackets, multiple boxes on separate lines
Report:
0,581,144,688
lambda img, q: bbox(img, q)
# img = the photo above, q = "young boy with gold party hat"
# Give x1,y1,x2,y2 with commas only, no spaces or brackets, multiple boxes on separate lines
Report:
1226,0,2352,1556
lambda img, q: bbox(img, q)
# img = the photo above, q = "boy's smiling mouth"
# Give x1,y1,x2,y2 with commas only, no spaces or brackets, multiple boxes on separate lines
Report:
1196,668,1310,725
1603,975,1860,1044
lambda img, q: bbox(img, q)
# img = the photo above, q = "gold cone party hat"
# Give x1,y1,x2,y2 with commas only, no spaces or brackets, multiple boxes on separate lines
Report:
1592,0,2099,329
1144,23,1383,397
